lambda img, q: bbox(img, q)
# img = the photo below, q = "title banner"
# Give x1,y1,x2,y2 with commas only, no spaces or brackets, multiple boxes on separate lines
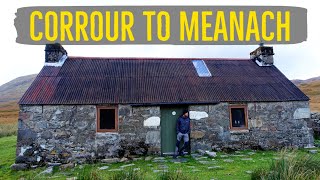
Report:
15,6,307,45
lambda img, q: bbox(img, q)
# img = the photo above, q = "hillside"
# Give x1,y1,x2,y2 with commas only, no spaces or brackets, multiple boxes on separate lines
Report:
294,78,320,112
0,74,36,130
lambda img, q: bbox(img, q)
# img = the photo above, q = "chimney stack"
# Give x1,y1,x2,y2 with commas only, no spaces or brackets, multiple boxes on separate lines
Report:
250,43,274,66
44,43,68,66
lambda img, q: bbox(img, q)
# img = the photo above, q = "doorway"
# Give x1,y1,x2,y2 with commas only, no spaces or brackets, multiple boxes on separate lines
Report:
160,106,188,155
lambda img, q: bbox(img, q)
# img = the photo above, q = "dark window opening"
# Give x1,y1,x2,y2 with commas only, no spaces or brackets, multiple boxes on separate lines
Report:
100,109,115,129
229,106,247,129
97,107,118,132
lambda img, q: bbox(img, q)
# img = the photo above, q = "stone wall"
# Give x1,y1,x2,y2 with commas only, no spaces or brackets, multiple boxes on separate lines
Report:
16,101,313,167
189,101,313,151
308,112,320,137
16,105,161,166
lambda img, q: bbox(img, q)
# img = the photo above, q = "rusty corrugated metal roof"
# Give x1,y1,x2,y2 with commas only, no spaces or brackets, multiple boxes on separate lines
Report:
19,57,309,105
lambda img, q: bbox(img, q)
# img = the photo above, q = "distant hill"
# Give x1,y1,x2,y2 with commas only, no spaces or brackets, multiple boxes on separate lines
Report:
292,76,320,86
291,76,320,112
0,74,37,110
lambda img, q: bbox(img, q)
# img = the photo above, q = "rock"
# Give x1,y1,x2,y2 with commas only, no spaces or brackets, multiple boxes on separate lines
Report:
11,163,28,171
153,157,165,160
245,170,253,174
120,163,135,168
98,166,109,170
198,161,211,164
145,156,153,161
170,158,188,163
60,163,74,170
40,166,53,174
248,152,256,156
220,155,229,158
187,166,195,168
152,159,167,163
191,131,205,139
120,157,128,162
101,158,120,164
195,156,208,160
309,150,318,154
66,177,77,180
208,166,223,169
197,149,206,155
133,168,140,171
47,162,62,167
133,157,143,161
158,165,168,169
223,159,234,163
241,158,253,161
205,151,217,157
15,156,28,164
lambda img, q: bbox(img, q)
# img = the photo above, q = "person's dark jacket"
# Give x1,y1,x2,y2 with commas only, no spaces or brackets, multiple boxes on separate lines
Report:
176,116,190,134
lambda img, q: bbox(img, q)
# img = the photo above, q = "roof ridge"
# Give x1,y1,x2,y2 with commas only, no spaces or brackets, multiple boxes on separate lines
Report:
67,56,250,61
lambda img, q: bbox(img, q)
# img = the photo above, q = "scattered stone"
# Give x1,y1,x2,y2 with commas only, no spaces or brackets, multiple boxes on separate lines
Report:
60,163,75,170
309,150,318,154
47,162,62,167
220,155,229,158
108,169,122,172
248,152,256,156
120,163,135,168
145,156,153,161
191,153,201,158
170,158,188,163
223,159,234,163
195,156,208,160
241,158,253,161
187,166,195,168
205,151,217,158
101,158,120,164
133,168,140,171
120,157,129,162
198,161,212,164
153,157,165,160
31,165,38,169
152,159,167,163
133,157,143,161
197,149,206,155
208,166,223,170
235,151,241,154
231,154,245,157
273,157,281,160
98,166,109,170
245,170,253,174
158,165,168,169
11,163,28,171
40,166,53,175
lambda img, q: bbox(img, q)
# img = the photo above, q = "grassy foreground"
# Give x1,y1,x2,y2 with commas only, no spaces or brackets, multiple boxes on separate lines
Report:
0,136,319,180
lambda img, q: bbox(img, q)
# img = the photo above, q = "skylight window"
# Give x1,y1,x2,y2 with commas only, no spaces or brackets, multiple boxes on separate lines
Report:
192,60,212,77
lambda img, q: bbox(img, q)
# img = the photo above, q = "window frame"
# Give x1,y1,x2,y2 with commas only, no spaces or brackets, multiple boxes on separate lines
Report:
229,105,248,130
96,106,118,132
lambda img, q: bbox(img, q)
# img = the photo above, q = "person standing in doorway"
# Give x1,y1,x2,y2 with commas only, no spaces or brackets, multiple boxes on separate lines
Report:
174,110,190,158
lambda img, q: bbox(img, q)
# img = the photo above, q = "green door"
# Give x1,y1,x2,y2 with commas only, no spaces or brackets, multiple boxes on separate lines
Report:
161,106,187,155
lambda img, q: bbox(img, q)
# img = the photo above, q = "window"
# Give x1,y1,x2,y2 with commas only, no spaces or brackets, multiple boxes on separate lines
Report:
192,60,212,77
97,106,118,132
229,105,248,130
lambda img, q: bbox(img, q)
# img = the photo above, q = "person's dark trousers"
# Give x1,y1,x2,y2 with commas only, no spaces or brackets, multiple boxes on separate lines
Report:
174,132,189,158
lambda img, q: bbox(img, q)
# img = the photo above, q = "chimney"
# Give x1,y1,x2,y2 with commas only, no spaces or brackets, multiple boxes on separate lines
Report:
250,43,274,66
44,43,68,66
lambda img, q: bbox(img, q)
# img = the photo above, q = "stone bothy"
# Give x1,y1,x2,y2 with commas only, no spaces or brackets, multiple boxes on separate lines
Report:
16,44,313,166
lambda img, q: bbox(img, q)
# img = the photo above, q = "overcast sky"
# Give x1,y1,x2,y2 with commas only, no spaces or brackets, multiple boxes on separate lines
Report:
0,0,319,86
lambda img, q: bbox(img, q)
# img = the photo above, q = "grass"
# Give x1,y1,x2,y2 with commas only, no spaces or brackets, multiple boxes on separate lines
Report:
0,136,319,180
251,150,320,180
